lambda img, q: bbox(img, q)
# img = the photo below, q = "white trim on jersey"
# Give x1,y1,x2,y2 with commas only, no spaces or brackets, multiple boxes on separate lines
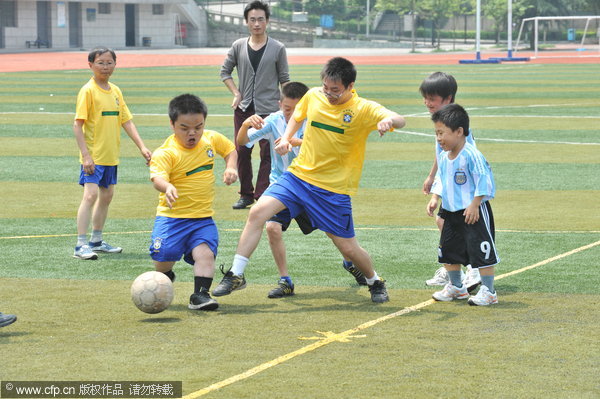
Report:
431,142,495,212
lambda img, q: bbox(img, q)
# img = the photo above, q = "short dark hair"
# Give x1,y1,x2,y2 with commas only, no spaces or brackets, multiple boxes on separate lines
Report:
88,46,116,63
168,94,208,123
320,57,356,88
281,82,309,100
244,1,270,21
431,103,470,136
419,72,457,103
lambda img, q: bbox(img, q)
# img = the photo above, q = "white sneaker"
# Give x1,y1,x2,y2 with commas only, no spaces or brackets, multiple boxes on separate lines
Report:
432,283,469,302
463,265,481,293
468,285,498,306
89,241,123,253
426,267,449,286
73,245,98,260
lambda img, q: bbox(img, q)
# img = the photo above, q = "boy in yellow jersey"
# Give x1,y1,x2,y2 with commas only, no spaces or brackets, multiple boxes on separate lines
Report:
73,46,152,260
214,57,406,303
149,94,238,311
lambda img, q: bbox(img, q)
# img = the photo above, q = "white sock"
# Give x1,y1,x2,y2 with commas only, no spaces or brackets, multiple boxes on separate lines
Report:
231,254,249,276
90,230,102,243
77,234,87,247
365,272,380,285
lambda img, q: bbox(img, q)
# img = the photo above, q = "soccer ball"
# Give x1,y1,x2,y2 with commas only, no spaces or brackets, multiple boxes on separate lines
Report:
131,271,174,314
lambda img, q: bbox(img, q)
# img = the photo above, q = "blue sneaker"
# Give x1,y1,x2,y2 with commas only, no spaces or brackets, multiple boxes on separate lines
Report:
73,245,98,260
89,241,122,253
0,312,17,328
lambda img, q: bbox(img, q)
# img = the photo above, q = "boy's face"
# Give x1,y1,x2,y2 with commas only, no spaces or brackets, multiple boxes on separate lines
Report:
321,78,354,105
423,94,452,114
89,52,115,80
279,97,300,122
246,9,268,37
171,113,205,149
434,121,464,153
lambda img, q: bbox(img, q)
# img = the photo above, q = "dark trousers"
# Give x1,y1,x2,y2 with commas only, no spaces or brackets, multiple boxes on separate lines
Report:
234,105,271,201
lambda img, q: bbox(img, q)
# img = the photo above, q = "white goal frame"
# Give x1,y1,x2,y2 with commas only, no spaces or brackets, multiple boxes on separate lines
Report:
514,16,600,58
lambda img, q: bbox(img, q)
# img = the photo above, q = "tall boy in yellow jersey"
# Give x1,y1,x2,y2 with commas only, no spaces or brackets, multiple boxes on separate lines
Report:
214,57,406,303
149,94,238,311
73,47,152,260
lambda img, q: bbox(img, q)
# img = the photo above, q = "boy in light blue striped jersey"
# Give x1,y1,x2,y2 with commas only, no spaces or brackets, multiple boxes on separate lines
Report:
426,104,499,306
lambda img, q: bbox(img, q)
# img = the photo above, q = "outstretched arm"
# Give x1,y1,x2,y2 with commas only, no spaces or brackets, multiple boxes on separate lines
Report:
237,115,265,146
377,113,406,137
122,120,152,165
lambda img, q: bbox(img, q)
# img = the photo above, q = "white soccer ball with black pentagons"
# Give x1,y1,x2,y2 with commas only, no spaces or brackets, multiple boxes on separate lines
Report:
131,271,174,314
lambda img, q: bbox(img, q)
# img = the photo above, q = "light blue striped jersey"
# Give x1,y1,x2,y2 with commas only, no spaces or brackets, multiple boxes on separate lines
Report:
245,111,306,185
436,128,475,156
431,142,495,212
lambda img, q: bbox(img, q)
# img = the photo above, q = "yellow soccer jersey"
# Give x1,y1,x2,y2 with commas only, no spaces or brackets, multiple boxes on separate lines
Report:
75,78,133,165
150,130,236,218
289,87,395,195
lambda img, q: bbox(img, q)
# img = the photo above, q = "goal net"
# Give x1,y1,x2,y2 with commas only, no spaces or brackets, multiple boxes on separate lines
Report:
514,16,600,58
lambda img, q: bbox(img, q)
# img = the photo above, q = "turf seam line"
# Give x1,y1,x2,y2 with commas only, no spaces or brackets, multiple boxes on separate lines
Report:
182,239,600,398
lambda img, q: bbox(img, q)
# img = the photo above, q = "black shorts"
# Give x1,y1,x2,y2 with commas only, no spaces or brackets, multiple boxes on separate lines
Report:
268,209,316,235
438,201,499,268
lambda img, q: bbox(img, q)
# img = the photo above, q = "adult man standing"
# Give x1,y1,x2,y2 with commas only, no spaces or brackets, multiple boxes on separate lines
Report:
220,0,290,209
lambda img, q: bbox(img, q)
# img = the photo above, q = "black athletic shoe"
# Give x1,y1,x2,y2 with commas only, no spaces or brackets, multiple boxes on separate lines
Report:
212,265,246,297
188,288,219,311
267,279,295,298
0,312,17,328
368,279,389,303
343,262,368,286
232,197,254,210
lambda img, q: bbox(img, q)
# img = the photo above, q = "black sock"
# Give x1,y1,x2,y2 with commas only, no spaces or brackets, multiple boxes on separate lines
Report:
163,270,176,282
195,276,213,293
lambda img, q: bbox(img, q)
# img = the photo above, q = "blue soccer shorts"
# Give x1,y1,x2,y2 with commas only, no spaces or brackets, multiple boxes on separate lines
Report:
79,165,118,188
149,216,219,265
263,172,354,238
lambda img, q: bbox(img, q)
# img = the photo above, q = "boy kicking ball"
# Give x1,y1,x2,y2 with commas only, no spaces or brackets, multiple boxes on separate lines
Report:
426,104,499,306
148,94,238,311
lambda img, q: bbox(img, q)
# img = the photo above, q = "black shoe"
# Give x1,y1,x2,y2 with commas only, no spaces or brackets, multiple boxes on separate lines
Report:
0,312,17,328
267,279,295,298
188,288,219,311
368,279,389,303
232,197,254,210
343,262,367,286
212,265,247,297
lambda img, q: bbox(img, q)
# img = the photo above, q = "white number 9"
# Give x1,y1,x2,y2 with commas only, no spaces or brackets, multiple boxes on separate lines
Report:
480,241,491,260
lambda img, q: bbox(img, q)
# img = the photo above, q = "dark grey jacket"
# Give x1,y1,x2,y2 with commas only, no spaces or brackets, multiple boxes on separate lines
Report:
220,37,290,114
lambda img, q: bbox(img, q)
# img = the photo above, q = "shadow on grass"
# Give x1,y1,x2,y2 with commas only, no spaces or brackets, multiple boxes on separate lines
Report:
138,317,182,323
0,330,31,342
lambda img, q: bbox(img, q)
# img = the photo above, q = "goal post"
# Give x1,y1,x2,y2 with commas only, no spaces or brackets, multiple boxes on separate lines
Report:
514,16,600,58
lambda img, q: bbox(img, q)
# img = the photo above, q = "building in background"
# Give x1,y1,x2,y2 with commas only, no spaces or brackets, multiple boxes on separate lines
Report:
0,0,207,50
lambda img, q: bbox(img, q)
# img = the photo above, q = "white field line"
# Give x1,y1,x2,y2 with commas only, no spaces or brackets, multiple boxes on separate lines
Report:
181,239,600,398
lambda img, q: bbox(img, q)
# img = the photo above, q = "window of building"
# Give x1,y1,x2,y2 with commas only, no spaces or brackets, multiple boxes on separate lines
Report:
98,3,111,14
152,4,164,15
0,1,17,28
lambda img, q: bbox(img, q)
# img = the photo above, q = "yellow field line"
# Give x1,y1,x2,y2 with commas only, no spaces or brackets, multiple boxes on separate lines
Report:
1,228,598,240
182,239,600,398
